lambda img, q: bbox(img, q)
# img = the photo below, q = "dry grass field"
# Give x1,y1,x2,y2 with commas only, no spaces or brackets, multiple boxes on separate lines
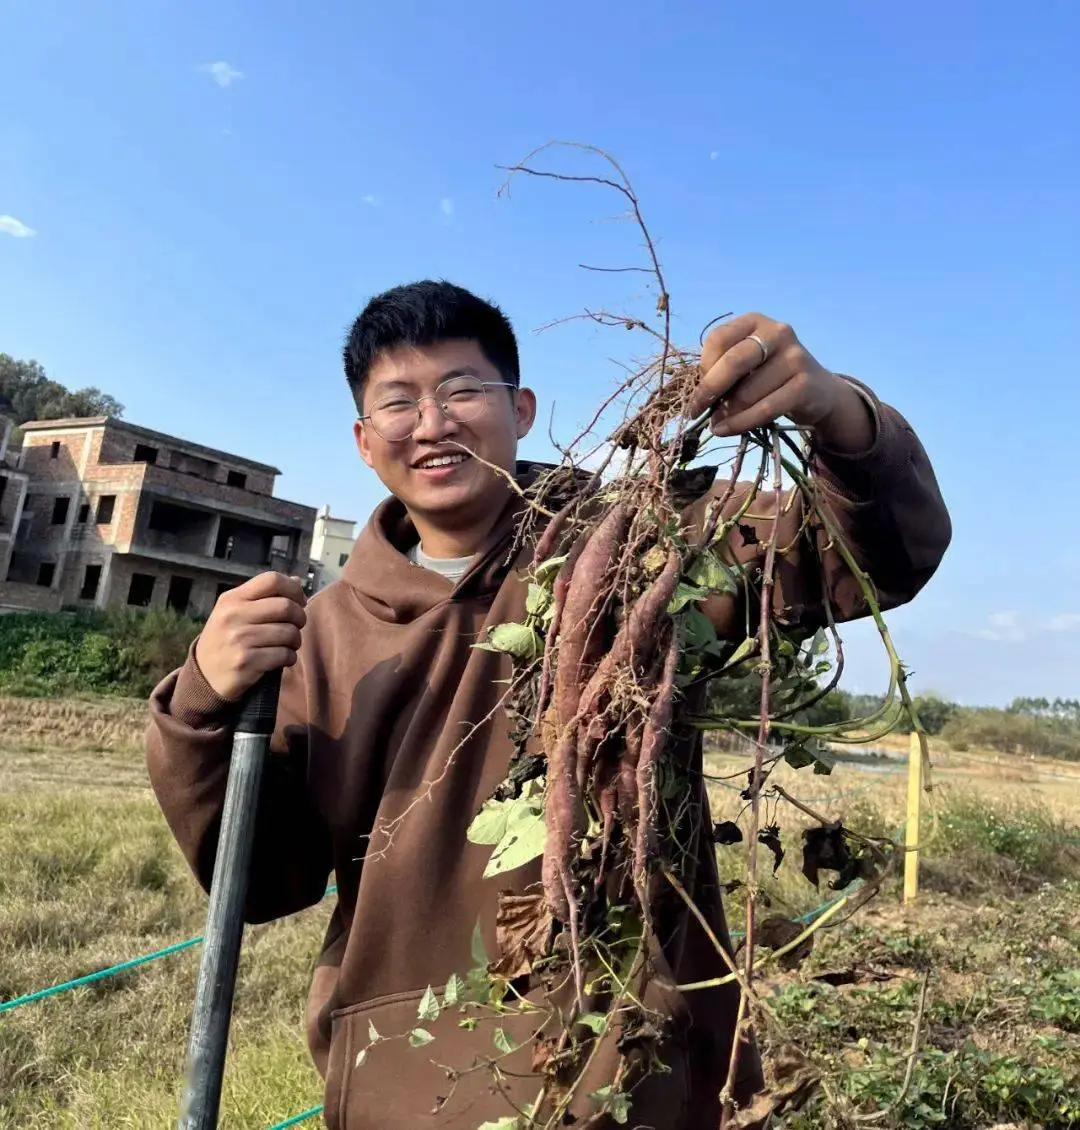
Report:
1,697,1078,1128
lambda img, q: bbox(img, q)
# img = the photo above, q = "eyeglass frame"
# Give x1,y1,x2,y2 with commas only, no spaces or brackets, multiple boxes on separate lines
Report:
356,376,518,442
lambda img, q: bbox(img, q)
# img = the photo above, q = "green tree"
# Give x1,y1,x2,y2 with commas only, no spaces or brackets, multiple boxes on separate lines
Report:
0,353,123,425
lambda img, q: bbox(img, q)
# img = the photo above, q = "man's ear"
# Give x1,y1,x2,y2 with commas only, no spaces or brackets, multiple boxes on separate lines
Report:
514,387,537,439
353,419,375,468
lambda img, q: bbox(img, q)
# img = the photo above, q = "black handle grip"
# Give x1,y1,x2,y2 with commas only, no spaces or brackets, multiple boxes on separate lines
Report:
235,669,282,735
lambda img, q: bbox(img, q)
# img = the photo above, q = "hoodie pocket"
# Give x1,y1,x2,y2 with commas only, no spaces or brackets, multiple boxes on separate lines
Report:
324,987,540,1130
323,982,692,1130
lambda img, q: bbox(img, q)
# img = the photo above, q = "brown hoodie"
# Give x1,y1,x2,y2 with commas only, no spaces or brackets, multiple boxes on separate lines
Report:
147,382,950,1130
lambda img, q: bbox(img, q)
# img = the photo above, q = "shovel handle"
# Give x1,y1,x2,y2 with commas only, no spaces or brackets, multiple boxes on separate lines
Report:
177,669,282,1129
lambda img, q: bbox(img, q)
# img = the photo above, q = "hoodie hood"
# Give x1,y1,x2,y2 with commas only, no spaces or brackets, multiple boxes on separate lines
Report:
340,460,575,623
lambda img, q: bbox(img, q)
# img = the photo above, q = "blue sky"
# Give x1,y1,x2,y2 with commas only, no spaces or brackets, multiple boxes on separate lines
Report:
2,0,1077,704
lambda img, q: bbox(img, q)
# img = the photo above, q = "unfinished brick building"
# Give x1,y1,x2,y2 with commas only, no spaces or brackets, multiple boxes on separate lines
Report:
0,416,315,616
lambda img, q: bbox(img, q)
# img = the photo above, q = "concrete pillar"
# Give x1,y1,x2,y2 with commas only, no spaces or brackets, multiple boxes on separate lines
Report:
205,514,221,558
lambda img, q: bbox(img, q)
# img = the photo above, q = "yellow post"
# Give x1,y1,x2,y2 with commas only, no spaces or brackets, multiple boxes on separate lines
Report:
903,729,925,903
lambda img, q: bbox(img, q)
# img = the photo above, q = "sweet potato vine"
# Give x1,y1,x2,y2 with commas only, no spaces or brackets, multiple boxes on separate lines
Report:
375,144,931,1130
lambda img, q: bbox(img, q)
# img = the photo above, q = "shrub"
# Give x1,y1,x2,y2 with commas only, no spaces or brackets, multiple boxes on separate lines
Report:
0,608,201,699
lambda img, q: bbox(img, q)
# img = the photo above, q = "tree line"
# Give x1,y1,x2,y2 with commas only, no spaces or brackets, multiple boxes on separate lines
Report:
0,353,123,426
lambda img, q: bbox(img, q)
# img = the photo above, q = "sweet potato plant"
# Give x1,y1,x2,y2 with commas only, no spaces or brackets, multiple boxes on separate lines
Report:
380,146,930,1130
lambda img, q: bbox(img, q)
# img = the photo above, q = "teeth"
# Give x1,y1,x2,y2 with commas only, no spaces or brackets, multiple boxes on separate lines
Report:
419,454,468,469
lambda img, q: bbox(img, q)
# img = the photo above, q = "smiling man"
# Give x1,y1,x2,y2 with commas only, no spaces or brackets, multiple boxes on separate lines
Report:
147,280,951,1129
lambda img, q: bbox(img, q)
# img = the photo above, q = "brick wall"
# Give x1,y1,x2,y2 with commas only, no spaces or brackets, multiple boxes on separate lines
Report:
103,556,226,617
0,580,63,613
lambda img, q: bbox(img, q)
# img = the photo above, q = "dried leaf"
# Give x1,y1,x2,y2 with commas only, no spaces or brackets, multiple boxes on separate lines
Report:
734,1043,819,1126
712,820,744,846
801,823,872,889
812,965,894,987
757,915,813,971
801,823,849,888
758,824,785,873
490,892,554,981
354,1047,367,1067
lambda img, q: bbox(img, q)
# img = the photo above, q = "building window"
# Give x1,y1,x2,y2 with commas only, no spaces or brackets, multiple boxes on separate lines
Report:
78,503,91,524
50,441,61,459
51,496,70,525
36,562,56,588
96,495,116,524
80,564,102,601
338,552,349,567
166,576,193,613
127,573,155,607
133,443,158,465
226,470,247,489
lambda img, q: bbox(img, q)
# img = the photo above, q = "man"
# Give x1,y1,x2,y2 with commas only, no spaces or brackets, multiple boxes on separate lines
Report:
147,280,950,1129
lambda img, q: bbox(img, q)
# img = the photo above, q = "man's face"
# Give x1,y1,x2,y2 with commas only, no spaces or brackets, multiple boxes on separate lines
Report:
354,339,536,526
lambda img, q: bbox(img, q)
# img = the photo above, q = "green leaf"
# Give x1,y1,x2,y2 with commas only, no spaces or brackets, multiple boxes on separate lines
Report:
578,1011,609,1035
408,1028,435,1048
589,1086,631,1124
487,621,542,661
484,802,547,878
525,583,552,617
610,1093,631,1125
459,1015,479,1031
467,798,512,846
354,1047,368,1067
367,1020,380,1044
783,741,817,770
722,636,757,670
678,606,719,653
668,581,711,614
471,921,489,969
443,973,462,1006
476,1119,521,1130
533,554,568,583
417,985,440,1022
688,550,737,595
493,1027,514,1054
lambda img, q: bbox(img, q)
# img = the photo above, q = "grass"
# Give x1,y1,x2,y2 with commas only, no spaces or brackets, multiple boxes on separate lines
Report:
0,697,325,1130
1,698,1079,1128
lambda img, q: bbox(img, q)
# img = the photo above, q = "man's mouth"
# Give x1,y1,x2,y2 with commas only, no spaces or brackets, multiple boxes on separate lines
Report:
413,452,472,470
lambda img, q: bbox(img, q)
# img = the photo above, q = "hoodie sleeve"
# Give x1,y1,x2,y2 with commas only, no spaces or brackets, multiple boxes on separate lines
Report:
681,379,952,637
146,639,333,924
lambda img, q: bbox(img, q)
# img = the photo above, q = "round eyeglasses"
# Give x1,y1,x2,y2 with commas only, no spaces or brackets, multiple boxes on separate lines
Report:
358,375,515,442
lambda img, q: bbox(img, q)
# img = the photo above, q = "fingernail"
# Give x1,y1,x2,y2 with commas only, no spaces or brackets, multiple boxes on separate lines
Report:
711,421,731,437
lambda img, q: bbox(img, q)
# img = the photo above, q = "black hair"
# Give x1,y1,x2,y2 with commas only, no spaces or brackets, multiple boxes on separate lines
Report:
343,280,520,410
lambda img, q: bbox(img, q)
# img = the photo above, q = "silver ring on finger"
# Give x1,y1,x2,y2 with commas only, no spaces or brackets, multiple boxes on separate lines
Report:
746,333,769,366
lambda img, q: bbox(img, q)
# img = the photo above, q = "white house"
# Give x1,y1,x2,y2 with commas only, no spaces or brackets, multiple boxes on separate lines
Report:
309,505,358,592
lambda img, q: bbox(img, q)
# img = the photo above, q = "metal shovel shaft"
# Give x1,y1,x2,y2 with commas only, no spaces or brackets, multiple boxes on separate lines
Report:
178,670,282,1130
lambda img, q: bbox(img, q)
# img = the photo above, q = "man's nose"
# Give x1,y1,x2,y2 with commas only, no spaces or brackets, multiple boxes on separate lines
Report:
412,397,459,442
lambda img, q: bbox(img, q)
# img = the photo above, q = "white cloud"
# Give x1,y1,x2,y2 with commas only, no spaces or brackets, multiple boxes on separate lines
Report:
968,609,1024,642
362,194,381,207
0,214,36,238
439,197,455,219
1045,612,1080,633
201,61,243,88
